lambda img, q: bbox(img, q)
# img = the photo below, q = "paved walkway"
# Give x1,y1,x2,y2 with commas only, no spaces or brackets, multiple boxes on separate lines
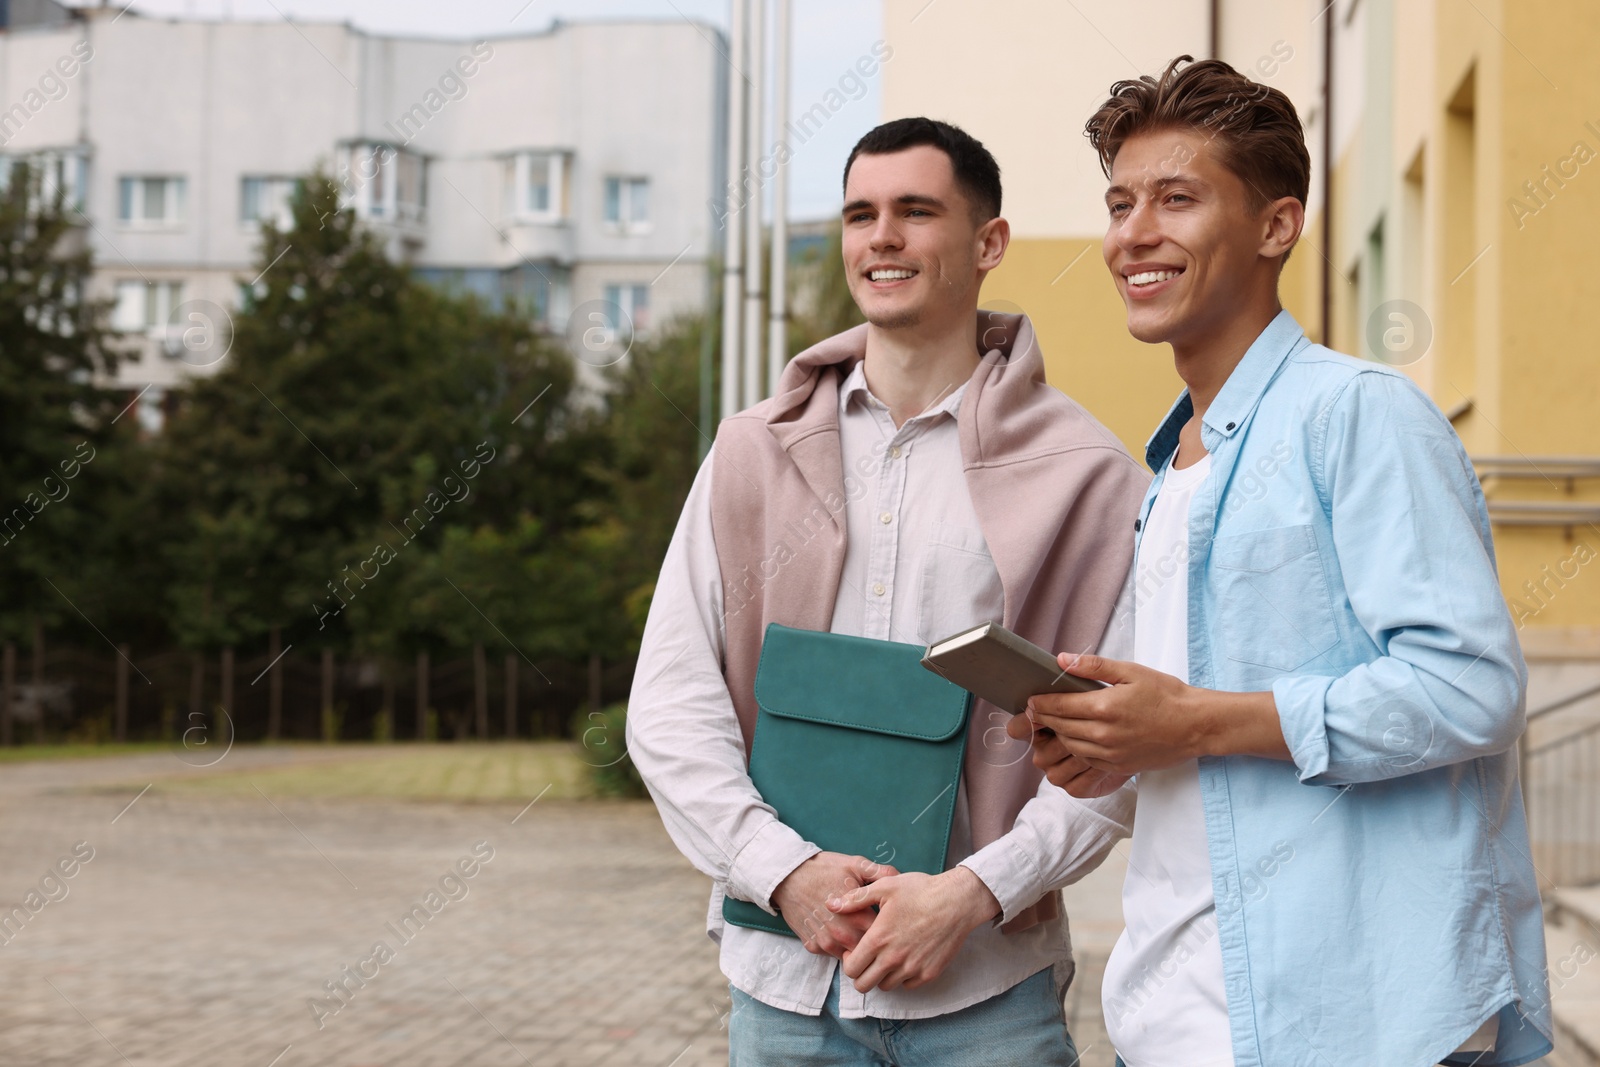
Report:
0,749,1125,1067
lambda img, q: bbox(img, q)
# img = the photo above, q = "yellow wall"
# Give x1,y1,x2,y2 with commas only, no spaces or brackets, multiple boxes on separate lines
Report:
983,239,1183,456
884,0,1600,650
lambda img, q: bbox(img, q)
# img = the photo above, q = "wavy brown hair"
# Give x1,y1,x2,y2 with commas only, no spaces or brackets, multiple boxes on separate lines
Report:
1085,55,1310,215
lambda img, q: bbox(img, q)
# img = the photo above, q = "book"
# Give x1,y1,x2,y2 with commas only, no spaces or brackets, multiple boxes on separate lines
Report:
921,622,1106,715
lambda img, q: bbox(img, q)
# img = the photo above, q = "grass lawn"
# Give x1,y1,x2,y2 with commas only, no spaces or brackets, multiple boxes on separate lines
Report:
0,741,173,763
125,742,601,803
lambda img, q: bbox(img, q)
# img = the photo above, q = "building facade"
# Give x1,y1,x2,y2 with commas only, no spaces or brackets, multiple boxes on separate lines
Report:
881,0,1600,658
0,4,726,416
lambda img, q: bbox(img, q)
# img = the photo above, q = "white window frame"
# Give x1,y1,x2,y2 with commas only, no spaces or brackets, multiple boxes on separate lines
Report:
506,150,569,223
602,175,651,234
602,282,651,337
240,175,298,230
117,175,186,227
345,144,426,224
112,279,183,335
1,150,89,214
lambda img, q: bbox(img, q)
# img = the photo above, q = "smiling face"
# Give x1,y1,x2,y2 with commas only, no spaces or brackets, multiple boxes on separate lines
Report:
1102,127,1297,351
841,145,1005,332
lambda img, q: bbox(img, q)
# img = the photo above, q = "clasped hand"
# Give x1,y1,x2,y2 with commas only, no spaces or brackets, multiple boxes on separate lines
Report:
772,853,1000,993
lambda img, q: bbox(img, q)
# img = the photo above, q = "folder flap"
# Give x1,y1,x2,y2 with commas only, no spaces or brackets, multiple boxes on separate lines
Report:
753,623,970,743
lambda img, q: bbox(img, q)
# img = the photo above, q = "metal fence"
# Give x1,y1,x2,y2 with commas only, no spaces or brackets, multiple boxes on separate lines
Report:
1524,680,1600,888
0,639,635,746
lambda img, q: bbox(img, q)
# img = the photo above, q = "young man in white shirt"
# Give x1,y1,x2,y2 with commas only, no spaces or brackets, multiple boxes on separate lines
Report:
627,118,1150,1065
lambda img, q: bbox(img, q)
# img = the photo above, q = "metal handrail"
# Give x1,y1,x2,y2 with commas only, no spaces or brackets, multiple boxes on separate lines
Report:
1473,456,1600,479
1527,680,1600,724
1528,716,1600,758
1486,502,1600,525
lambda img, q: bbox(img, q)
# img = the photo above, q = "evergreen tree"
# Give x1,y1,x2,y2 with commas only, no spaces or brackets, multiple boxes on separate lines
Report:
152,172,601,660
0,162,121,645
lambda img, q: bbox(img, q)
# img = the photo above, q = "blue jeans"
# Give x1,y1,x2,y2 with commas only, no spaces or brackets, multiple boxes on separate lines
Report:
728,966,1078,1066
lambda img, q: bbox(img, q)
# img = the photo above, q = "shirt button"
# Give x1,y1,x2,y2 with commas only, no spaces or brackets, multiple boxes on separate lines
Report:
879,512,892,524
889,446,902,459
873,582,886,596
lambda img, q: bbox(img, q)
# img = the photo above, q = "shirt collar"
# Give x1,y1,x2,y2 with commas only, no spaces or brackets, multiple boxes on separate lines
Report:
838,358,968,423
1143,308,1309,470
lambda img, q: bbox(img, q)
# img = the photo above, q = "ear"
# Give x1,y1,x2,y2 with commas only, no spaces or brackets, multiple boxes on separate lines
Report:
1259,195,1304,262
975,215,1011,273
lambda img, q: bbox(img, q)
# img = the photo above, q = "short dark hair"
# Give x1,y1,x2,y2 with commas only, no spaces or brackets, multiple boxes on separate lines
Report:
843,117,1002,221
1085,55,1310,213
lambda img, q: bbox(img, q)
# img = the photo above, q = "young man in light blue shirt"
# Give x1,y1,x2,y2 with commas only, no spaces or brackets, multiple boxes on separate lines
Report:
1012,56,1553,1066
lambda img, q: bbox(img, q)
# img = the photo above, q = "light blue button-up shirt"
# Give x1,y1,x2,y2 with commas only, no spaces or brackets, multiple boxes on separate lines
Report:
1137,310,1552,1066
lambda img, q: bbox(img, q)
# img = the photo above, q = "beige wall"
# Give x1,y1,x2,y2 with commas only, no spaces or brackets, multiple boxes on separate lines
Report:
884,0,1600,649
881,0,1208,240
881,0,1207,453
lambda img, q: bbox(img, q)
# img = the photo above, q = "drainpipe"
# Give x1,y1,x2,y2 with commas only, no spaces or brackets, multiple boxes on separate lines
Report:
1320,0,1334,345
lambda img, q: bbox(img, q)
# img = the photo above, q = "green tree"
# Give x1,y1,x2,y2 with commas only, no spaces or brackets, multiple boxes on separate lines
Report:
152,172,602,660
787,224,864,354
0,162,121,645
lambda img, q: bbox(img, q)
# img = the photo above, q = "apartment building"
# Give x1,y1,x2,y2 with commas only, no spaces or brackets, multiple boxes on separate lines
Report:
0,2,726,412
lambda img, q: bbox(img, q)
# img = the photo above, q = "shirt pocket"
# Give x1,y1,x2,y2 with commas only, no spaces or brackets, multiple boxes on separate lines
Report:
916,521,1005,645
1209,523,1338,672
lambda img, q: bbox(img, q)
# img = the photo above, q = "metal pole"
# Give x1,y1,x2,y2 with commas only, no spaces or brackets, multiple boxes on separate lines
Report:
741,0,765,409
2,643,13,746
320,648,334,742
114,643,128,742
415,650,430,741
504,654,517,740
473,642,488,740
719,0,747,421
767,0,790,398
267,627,283,741
219,646,233,737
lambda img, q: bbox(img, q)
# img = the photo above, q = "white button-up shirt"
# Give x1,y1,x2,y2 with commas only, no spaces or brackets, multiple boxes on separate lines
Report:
627,360,1134,1019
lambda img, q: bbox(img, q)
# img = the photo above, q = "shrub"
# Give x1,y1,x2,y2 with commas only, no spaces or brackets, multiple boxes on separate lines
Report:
573,702,645,798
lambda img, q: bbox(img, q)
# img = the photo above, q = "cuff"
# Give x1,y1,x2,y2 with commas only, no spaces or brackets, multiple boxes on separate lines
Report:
958,835,1046,927
725,818,820,915
1272,674,1334,783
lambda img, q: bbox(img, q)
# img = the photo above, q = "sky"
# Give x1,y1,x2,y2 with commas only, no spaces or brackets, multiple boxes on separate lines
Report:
94,0,885,220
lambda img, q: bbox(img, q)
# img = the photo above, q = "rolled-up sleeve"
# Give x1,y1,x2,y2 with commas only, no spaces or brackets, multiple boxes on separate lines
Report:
624,451,819,912
1273,372,1527,786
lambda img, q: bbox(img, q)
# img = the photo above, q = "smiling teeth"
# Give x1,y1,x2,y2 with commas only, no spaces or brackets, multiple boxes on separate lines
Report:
1129,270,1181,286
870,269,915,281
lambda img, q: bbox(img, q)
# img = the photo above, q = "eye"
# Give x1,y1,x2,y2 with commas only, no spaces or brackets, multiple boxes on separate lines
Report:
905,208,930,217
1167,193,1194,205
1108,201,1130,217
848,211,872,223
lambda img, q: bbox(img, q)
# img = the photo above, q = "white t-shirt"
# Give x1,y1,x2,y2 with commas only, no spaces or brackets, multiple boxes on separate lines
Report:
1102,450,1499,1063
1103,451,1234,1067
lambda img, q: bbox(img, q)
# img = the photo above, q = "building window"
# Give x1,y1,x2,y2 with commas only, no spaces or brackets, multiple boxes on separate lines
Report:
603,283,650,335
505,151,569,222
118,176,186,226
343,144,425,223
241,176,299,229
113,279,183,333
603,176,650,231
2,151,88,213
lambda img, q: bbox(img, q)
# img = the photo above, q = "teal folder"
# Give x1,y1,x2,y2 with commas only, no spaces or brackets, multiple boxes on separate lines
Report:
721,623,974,937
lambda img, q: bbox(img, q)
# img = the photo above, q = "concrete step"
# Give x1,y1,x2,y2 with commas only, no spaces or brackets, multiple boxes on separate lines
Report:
1547,889,1600,1066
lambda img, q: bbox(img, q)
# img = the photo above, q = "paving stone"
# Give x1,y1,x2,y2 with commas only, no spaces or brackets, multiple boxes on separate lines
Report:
0,748,1124,1066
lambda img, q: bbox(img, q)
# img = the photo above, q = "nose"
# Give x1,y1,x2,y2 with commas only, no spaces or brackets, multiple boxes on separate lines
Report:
1113,197,1162,258
868,212,905,253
